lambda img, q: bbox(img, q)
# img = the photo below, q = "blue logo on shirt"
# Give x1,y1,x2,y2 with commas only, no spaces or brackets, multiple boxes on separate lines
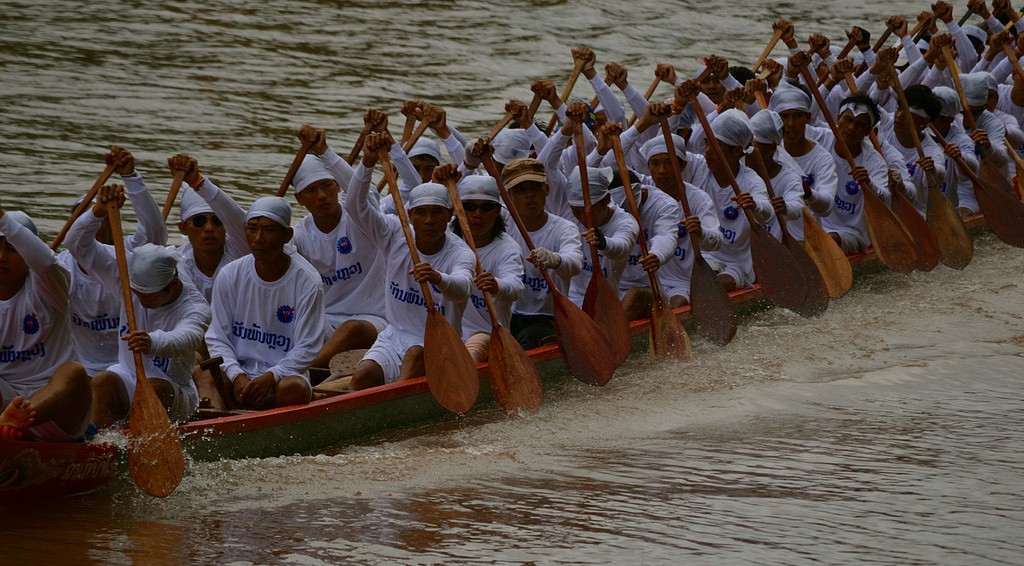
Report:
22,313,39,335
276,305,296,324
801,173,816,189
337,236,353,255
845,180,860,196
724,206,739,220
906,162,917,177
677,223,688,238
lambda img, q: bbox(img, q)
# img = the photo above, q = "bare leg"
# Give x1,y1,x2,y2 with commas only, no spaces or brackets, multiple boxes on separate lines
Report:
622,287,654,321
464,333,489,364
351,360,385,391
271,376,312,407
27,362,91,435
398,346,425,381
192,367,224,410
311,320,378,369
149,378,178,416
91,371,130,428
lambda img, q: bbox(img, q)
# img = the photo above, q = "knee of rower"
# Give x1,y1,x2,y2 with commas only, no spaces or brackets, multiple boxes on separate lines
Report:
275,377,312,406
351,361,385,391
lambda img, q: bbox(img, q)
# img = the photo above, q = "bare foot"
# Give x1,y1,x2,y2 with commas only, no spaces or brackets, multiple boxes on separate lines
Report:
0,396,36,439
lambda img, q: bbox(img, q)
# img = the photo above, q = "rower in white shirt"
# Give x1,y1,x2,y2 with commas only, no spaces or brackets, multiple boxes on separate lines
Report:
67,184,211,427
0,205,91,441
346,131,476,390
205,197,325,409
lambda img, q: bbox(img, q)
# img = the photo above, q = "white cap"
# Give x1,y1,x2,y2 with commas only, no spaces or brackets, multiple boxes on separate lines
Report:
640,134,688,162
408,138,442,163
457,175,499,203
750,109,783,145
0,211,38,237
961,72,993,107
838,100,879,126
246,196,292,228
179,186,214,223
932,86,962,118
769,87,812,113
407,182,452,210
566,167,613,207
492,130,532,165
128,243,178,293
711,109,754,149
291,155,335,194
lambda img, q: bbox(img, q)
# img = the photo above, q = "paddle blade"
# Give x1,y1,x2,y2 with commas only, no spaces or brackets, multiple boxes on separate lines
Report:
974,160,1024,248
863,189,917,273
582,273,631,366
650,299,692,360
801,209,852,298
689,254,738,346
749,225,808,311
487,326,544,415
925,186,973,270
552,291,618,385
127,377,185,498
891,190,940,272
424,310,480,414
783,234,829,317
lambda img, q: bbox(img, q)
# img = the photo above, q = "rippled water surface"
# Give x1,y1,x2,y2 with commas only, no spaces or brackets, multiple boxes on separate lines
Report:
2,1,1023,564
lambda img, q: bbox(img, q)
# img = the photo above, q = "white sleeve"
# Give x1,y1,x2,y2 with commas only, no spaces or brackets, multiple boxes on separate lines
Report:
122,172,168,249
148,297,210,359
589,74,626,125
194,178,247,257
343,163,396,245
0,213,69,312
65,210,120,292
318,146,355,190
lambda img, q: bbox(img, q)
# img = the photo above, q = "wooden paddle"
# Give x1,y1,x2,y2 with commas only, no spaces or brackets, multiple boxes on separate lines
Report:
488,111,515,140
160,170,186,222
930,125,1024,248
572,122,631,366
50,162,116,250
816,36,858,88
797,62,918,273
958,7,975,26
1004,138,1024,201
373,117,433,192
872,22,895,53
885,67,973,270
751,89,853,298
482,153,618,385
275,139,313,197
609,133,692,360
843,72,942,272
346,130,370,166
440,177,544,415
106,197,185,498
658,117,738,345
753,28,785,72
544,58,587,135
377,149,479,414
686,92,809,312
748,148,829,317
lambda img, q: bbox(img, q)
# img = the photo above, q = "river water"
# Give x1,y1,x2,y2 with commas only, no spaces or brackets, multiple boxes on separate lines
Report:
2,1,1023,564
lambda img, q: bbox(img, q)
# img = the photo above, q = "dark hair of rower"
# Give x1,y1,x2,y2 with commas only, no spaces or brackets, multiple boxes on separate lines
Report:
903,84,942,120
838,94,881,126
450,208,506,240
729,66,756,85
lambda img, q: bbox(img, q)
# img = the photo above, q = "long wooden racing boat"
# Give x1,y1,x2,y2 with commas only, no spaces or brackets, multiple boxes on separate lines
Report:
0,214,992,503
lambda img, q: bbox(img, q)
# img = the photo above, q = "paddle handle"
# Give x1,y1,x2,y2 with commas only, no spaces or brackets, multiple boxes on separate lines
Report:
929,124,985,187
488,111,514,140
753,29,784,72
346,129,369,166
527,92,543,120
572,122,603,270
958,8,975,26
942,46,976,130
872,25,894,53
441,178,502,325
51,162,116,250
796,63,857,169
609,134,667,304
376,148,437,312
627,76,661,127
545,59,586,135
748,147,793,237
161,170,186,222
886,64,927,160
400,113,416,146
1003,44,1024,83
106,201,149,383
657,117,708,260
276,140,313,197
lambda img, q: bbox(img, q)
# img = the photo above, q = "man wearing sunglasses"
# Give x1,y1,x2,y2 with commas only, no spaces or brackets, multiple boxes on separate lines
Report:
168,154,248,303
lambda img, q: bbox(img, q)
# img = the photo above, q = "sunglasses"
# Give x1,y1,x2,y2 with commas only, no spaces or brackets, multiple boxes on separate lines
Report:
462,202,499,213
190,214,223,228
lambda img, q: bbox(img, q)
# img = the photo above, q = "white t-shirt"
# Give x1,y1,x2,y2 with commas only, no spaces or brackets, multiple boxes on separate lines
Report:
699,165,772,283
616,187,683,291
206,254,327,383
0,214,75,394
567,205,639,307
504,212,583,317
780,139,839,241
655,182,722,299
459,232,524,338
820,138,890,246
345,164,476,339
